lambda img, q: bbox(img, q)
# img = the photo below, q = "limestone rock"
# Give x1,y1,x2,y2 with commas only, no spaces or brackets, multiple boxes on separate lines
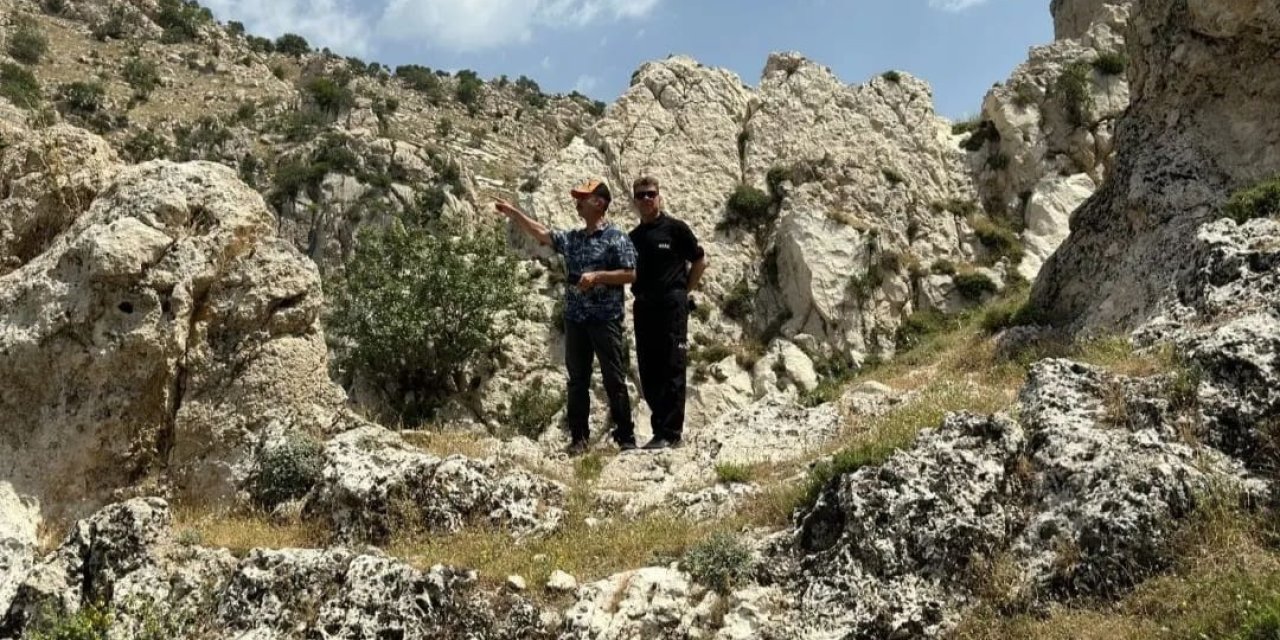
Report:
0,154,354,521
1030,0,1280,331
1019,173,1097,280
546,569,578,593
306,426,567,542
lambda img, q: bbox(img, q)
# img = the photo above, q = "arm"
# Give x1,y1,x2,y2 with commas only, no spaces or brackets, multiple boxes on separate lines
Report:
579,269,636,290
687,256,707,291
494,199,552,246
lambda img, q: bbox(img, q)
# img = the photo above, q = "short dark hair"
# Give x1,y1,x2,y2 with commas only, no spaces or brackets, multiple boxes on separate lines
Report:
632,176,660,193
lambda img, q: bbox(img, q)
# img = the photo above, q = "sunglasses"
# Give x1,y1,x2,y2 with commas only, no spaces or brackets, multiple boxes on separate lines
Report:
633,191,659,200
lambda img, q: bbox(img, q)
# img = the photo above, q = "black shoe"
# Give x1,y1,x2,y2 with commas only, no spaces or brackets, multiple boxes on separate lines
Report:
642,438,672,450
616,440,638,451
566,439,589,456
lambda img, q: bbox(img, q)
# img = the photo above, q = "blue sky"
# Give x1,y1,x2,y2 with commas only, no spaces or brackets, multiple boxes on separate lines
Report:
200,0,1052,119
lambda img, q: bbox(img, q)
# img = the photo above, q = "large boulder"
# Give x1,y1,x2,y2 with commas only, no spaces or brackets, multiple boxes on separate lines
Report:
1029,0,1280,332
0,147,353,520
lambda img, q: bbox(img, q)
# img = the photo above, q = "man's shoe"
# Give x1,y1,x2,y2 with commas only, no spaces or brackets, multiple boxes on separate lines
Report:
616,440,638,451
565,439,589,456
642,438,672,450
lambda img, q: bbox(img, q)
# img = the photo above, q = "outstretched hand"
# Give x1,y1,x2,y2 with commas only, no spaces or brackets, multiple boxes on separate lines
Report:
494,199,519,218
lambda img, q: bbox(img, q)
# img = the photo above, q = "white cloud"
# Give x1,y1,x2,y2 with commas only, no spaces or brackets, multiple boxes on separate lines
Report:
541,55,553,69
376,0,661,52
201,0,374,55
927,0,991,11
573,74,599,93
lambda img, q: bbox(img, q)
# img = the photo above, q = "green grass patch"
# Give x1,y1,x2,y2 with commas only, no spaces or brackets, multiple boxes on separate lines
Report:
1223,176,1280,224
714,462,756,484
1092,52,1127,76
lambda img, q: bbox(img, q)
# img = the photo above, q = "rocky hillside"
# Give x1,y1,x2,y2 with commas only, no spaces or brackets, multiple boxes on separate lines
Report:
2,0,1280,638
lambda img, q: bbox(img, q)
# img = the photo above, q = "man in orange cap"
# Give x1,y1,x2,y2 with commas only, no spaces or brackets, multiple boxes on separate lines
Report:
495,180,638,455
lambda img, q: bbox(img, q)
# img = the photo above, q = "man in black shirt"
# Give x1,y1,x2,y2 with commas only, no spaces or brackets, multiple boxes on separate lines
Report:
628,176,707,450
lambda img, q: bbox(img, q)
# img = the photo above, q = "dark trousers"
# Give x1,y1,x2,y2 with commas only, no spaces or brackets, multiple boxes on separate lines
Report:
564,317,635,444
634,291,689,442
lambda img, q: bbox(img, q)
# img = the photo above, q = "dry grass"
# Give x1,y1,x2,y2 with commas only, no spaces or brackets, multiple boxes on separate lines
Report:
401,428,497,460
387,490,731,596
171,505,325,554
954,493,1280,640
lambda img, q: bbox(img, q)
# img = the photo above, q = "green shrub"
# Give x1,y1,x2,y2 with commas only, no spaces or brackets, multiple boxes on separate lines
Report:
123,128,171,162
91,5,131,41
503,377,563,440
896,309,950,351
969,215,1024,266
247,35,274,53
986,152,1011,171
41,0,66,15
931,199,980,217
455,69,483,107
435,118,453,137
173,116,230,161
681,532,753,594
232,100,257,124
27,604,113,640
156,0,211,43
714,462,754,484
226,20,245,36
122,54,160,100
57,81,105,114
930,259,957,276
274,33,310,56
802,439,904,507
951,116,982,136
302,76,354,118
8,18,48,65
329,221,523,422
722,276,754,322
1223,176,1280,224
270,158,328,206
574,453,604,481
959,120,1000,152
881,70,902,83
248,433,325,509
586,99,606,117
723,183,773,232
954,271,998,300
396,64,445,103
1056,61,1094,127
1092,52,1127,76
0,62,41,108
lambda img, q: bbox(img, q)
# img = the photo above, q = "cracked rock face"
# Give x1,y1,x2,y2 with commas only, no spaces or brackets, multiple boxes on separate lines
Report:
0,145,352,520
1030,0,1280,332
0,498,552,640
772,359,1262,638
305,426,567,542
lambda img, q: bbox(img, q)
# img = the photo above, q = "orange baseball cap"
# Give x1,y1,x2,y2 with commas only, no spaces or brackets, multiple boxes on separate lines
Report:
570,179,612,204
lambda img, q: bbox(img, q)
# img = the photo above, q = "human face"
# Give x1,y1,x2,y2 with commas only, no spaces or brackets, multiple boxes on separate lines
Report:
575,195,606,222
633,187,661,219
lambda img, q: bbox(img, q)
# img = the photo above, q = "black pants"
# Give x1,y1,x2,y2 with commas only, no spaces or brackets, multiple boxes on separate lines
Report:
634,291,689,442
564,317,635,444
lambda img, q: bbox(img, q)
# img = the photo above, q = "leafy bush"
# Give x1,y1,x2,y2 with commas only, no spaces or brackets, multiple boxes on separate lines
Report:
969,215,1024,266
302,76,354,117
896,309,950,351
248,433,325,509
722,183,773,232
57,81,105,114
714,462,754,484
156,0,212,43
232,100,257,124
881,70,902,83
959,120,1000,152
722,276,754,322
1056,61,1094,127
247,35,274,53
226,20,245,36
931,199,980,217
954,271,998,300
1223,176,1280,224
930,259,957,276
396,64,445,103
8,17,48,65
455,69,484,108
122,54,159,100
951,116,982,136
91,5,131,41
329,221,524,422
173,116,230,161
274,33,310,56
0,62,41,108
1092,52,1127,76
681,532,753,594
123,128,171,162
503,377,563,440
26,604,113,639
41,0,66,15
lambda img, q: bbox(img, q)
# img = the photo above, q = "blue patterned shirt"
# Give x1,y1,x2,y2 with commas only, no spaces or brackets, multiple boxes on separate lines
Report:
550,223,637,323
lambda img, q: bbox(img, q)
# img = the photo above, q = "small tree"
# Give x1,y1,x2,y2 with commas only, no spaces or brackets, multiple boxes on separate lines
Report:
57,81,105,114
329,219,524,422
274,33,311,56
156,0,212,42
722,183,773,233
302,76,354,118
454,69,483,108
8,18,49,65
122,53,160,100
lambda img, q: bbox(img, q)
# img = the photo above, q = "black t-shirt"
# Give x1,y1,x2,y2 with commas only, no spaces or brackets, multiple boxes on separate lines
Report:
629,213,705,297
